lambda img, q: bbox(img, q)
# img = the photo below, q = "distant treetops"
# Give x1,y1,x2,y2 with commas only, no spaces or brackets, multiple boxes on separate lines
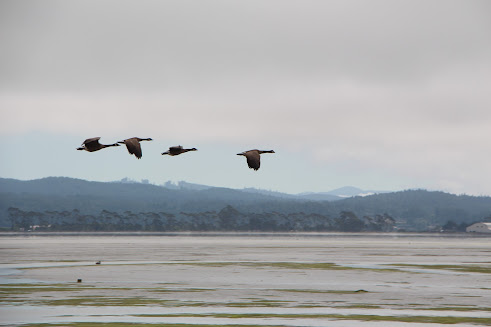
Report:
77,137,275,170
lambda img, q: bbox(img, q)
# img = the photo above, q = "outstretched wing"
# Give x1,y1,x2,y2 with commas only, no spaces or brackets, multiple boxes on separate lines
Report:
124,138,143,159
245,151,260,170
81,137,103,151
83,137,101,146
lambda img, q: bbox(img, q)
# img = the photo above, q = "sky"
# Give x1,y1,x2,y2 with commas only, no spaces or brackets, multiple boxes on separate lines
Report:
1,0,491,195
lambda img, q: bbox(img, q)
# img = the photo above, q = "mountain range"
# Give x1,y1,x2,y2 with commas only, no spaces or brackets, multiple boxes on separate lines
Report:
161,180,387,201
1,177,490,231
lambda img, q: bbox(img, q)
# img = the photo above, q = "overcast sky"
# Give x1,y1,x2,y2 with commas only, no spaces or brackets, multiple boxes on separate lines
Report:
1,0,490,195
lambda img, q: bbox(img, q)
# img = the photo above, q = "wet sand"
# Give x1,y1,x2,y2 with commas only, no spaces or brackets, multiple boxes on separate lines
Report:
1,233,490,326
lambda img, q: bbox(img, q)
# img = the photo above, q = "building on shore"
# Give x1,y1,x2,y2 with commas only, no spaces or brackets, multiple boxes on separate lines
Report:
466,222,491,233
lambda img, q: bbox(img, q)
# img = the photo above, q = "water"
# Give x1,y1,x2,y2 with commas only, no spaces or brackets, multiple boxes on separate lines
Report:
0,233,490,326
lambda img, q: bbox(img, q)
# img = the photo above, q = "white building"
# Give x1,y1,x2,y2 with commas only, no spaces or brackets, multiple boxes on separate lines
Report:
466,222,491,233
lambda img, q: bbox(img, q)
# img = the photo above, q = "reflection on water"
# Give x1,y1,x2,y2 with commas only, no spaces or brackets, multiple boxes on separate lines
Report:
0,233,490,326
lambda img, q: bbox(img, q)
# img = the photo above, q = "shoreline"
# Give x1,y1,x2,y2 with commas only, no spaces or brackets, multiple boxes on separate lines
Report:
0,231,489,238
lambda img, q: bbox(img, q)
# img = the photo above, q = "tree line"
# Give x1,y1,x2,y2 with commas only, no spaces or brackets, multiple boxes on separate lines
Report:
3,177,491,231
7,206,396,232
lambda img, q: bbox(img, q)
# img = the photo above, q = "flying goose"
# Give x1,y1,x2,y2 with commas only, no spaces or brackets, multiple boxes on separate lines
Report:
161,145,197,156
237,149,275,171
77,137,120,152
118,137,153,159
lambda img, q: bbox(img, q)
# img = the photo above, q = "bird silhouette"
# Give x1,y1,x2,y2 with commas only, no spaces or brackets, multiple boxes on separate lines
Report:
161,145,197,156
118,137,153,159
77,137,120,152
237,149,275,170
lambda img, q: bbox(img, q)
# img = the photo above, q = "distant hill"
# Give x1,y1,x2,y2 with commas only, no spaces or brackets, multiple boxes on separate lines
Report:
321,186,389,197
0,177,302,226
330,189,491,230
298,186,389,200
1,177,490,230
164,182,386,201
160,181,342,200
240,187,341,201
161,180,214,191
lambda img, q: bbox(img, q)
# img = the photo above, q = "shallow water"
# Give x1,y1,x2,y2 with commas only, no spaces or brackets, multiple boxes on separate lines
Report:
0,233,490,326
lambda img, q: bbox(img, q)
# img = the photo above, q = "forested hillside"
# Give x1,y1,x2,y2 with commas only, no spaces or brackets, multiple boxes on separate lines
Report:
1,177,490,231
328,190,491,230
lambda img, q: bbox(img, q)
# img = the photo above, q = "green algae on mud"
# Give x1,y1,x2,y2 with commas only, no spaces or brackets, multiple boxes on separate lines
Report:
4,295,293,308
129,313,491,325
0,284,90,297
21,324,290,327
280,288,370,294
21,314,491,326
31,297,170,306
338,304,382,309
422,306,491,312
150,288,211,293
325,314,491,325
178,261,400,272
0,283,133,297
390,263,491,274
15,260,402,273
0,287,81,295
225,299,292,307
176,261,348,269
0,283,83,288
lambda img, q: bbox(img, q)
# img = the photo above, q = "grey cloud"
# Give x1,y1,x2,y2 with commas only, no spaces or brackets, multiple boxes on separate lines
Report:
1,0,491,195
1,0,490,92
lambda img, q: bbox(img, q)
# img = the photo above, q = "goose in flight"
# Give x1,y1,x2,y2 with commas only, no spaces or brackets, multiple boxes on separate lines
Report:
237,149,275,171
77,137,120,152
118,137,152,159
161,145,197,156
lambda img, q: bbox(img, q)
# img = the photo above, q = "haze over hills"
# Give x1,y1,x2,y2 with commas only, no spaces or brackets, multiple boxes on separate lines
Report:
1,177,490,231
159,179,386,201
301,186,391,197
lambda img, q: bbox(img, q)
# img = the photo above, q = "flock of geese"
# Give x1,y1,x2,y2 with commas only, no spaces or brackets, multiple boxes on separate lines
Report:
77,137,275,171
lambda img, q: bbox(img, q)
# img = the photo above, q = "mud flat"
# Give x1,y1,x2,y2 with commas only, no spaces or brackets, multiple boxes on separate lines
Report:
1,233,490,326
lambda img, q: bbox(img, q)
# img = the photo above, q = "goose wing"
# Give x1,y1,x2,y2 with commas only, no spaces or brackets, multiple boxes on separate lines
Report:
168,145,183,155
124,138,143,159
83,137,101,146
245,151,261,170
81,137,103,151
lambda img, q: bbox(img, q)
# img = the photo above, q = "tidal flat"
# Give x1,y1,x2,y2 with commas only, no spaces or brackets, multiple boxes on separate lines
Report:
0,233,490,326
